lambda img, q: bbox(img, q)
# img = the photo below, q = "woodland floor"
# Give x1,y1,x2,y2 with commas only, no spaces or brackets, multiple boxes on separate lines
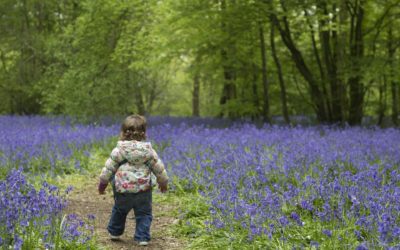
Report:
65,175,187,250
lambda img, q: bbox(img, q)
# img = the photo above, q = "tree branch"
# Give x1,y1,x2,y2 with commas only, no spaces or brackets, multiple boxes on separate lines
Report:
364,0,400,36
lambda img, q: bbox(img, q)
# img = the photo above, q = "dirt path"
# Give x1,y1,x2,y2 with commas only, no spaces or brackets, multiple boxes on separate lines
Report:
65,176,186,250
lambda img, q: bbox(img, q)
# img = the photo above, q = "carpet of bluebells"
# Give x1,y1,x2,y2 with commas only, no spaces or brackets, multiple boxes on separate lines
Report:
0,115,118,175
149,124,400,249
0,115,115,249
0,170,95,249
1,115,400,249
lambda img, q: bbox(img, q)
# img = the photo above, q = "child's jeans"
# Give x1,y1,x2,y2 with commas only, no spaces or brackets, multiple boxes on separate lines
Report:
107,190,152,242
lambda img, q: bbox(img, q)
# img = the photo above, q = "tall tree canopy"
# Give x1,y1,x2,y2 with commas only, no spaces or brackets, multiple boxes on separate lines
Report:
0,0,399,125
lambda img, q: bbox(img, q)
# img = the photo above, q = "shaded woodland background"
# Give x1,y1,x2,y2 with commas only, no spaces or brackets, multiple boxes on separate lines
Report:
0,0,399,125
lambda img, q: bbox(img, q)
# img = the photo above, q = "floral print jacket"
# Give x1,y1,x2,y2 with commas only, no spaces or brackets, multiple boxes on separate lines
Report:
99,140,168,193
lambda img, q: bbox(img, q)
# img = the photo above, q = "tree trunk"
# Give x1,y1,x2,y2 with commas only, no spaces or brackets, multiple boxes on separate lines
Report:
347,1,365,125
192,73,200,117
390,78,399,126
388,22,398,126
270,21,290,124
251,63,260,119
334,0,348,123
318,2,345,123
270,13,328,122
258,22,271,123
219,49,236,106
219,0,236,117
377,76,386,126
304,7,332,122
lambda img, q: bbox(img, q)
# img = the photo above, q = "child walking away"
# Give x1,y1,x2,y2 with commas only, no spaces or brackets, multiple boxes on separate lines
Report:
98,115,168,246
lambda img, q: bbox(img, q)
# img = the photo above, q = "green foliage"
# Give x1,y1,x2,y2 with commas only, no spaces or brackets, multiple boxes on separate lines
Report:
0,0,400,124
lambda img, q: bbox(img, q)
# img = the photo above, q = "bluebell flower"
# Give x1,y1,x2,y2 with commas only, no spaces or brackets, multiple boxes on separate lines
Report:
45,242,54,249
322,229,332,238
354,229,363,240
290,212,302,226
65,185,74,194
13,235,23,250
87,214,96,220
310,241,319,248
20,220,29,227
279,216,290,227
355,243,368,250
300,200,314,212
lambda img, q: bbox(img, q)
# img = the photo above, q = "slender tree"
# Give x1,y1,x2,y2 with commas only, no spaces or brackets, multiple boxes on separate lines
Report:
270,20,290,124
192,72,200,117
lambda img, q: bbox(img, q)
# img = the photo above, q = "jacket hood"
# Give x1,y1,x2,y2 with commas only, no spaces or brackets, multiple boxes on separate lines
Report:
117,140,153,164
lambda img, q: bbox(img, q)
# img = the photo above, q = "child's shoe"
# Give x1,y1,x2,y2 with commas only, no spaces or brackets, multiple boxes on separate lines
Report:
138,241,149,246
109,234,121,241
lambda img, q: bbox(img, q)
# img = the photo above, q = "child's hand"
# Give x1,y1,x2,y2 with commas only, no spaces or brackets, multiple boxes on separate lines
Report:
98,182,108,195
158,182,168,193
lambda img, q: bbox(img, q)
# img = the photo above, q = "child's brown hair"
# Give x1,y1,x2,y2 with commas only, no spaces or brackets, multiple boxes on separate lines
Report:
119,115,147,141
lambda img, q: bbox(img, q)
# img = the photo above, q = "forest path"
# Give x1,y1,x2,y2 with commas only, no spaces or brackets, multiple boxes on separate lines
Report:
64,174,186,250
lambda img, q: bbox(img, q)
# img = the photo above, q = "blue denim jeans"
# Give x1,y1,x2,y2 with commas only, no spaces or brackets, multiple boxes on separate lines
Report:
107,190,153,242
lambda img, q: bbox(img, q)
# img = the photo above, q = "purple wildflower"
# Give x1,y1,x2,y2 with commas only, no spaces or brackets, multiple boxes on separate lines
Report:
322,229,332,237
355,243,368,250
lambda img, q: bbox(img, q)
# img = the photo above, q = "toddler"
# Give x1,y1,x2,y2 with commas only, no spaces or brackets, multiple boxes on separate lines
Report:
98,115,168,246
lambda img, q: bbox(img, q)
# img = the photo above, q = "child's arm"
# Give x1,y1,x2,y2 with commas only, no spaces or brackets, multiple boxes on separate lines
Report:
148,147,169,192
98,147,124,194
